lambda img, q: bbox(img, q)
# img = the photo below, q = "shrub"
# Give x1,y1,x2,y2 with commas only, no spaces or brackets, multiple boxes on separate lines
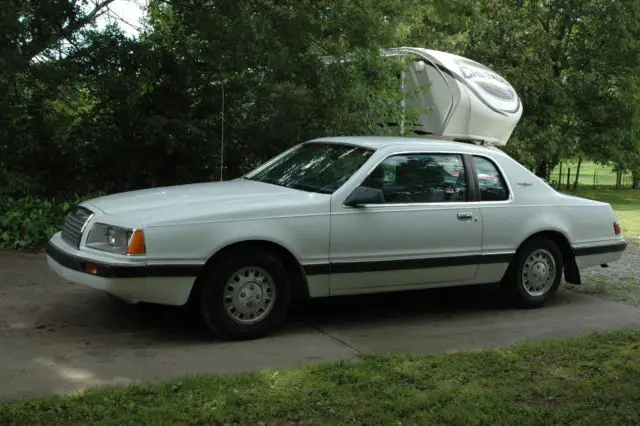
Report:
0,193,103,250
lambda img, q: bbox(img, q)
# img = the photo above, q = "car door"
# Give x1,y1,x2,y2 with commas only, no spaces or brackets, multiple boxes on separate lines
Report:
468,154,517,284
328,151,483,295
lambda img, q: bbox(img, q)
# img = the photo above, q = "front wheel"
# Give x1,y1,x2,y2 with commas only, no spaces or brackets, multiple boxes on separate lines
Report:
501,237,563,308
196,248,292,340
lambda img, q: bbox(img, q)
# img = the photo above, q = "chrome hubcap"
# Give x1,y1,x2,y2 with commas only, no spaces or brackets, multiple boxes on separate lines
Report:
522,249,556,297
223,266,276,325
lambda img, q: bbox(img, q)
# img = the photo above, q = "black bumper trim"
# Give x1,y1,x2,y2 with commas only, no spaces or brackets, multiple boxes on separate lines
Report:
573,241,628,257
45,242,202,279
303,253,513,276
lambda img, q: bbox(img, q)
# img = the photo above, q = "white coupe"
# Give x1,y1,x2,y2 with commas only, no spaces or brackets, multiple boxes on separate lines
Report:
45,48,628,340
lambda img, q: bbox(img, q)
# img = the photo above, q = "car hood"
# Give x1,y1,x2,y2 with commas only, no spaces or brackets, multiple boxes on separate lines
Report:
83,178,328,224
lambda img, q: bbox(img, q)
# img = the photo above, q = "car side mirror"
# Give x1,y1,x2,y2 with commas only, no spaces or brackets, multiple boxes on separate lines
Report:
344,186,384,207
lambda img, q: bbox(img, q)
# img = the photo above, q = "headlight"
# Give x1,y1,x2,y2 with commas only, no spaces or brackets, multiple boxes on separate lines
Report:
86,223,145,255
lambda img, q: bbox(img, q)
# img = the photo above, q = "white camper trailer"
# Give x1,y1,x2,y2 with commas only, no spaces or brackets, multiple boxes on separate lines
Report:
324,47,523,146
383,47,522,145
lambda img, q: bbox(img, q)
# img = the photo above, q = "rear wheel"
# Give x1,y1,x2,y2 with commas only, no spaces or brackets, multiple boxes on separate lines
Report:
501,237,563,308
195,248,291,340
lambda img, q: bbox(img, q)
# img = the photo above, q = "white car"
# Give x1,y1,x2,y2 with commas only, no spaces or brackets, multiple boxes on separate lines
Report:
45,135,628,339
45,48,628,340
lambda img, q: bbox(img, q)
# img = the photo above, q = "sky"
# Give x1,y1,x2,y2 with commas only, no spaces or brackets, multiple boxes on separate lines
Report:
94,0,147,36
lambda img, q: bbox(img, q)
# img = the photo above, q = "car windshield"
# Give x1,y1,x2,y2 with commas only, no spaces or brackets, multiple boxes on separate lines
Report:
245,142,375,194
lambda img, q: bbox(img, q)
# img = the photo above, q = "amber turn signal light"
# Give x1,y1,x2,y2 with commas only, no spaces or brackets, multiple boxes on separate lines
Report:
127,230,146,255
84,264,98,274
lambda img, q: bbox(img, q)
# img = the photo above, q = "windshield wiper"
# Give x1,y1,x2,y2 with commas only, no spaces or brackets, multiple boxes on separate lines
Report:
252,177,288,188
245,176,332,194
287,183,332,194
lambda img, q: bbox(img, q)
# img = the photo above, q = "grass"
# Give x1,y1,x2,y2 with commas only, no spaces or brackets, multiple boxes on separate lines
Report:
561,187,640,240
568,277,640,306
550,161,634,188
1,330,640,424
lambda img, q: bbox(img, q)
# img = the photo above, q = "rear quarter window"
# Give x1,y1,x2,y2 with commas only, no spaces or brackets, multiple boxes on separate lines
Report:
473,156,509,201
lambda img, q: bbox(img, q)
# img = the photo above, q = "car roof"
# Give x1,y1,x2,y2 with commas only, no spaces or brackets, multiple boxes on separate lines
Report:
308,136,503,156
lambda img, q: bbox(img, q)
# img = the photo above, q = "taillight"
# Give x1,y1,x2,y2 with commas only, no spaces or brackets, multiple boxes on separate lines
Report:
614,222,621,235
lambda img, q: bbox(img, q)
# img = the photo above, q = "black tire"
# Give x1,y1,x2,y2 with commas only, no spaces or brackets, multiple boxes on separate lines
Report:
195,247,291,340
501,237,563,308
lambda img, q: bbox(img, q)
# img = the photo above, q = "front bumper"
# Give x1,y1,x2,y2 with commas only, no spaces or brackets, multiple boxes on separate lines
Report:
46,233,200,306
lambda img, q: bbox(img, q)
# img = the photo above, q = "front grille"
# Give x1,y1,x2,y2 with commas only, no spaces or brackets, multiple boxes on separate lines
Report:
61,206,94,248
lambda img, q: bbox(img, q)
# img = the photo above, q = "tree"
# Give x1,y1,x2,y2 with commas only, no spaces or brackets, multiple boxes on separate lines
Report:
141,0,412,178
3,0,640,201
463,0,640,179
0,0,126,78
0,1,142,197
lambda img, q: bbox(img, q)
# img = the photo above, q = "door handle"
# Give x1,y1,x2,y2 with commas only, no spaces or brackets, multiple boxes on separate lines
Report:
457,212,473,220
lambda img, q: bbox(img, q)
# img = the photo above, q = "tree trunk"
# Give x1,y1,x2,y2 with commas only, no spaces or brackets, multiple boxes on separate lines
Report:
633,169,640,189
535,161,549,180
572,157,583,191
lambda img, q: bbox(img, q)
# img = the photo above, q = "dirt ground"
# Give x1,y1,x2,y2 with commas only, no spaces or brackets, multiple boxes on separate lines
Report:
1,248,639,401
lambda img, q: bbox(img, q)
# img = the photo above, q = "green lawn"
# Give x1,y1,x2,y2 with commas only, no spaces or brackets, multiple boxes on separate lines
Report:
562,187,640,240
2,331,639,424
550,161,633,188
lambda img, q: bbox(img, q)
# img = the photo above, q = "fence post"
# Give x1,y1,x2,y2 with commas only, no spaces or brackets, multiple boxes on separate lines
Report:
593,170,596,189
567,168,571,190
558,163,563,188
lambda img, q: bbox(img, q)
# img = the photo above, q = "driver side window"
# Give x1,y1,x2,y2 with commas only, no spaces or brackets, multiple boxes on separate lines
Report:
363,153,467,203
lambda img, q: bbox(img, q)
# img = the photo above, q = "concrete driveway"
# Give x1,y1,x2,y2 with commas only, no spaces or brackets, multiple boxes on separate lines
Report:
1,251,640,401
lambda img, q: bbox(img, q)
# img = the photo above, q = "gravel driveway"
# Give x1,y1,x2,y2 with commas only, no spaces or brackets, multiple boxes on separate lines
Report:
567,239,640,305
1,247,639,401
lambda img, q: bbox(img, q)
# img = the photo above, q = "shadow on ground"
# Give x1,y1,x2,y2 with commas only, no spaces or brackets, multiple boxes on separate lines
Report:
38,282,515,341
24,283,511,345
291,283,509,322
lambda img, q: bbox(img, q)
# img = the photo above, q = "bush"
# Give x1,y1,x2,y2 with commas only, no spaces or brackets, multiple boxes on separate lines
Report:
0,193,103,250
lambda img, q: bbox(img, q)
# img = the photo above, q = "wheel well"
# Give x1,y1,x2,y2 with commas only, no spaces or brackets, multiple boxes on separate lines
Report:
519,231,574,265
189,240,310,304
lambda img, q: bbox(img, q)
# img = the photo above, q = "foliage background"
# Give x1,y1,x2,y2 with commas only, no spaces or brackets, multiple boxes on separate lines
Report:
1,0,639,248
